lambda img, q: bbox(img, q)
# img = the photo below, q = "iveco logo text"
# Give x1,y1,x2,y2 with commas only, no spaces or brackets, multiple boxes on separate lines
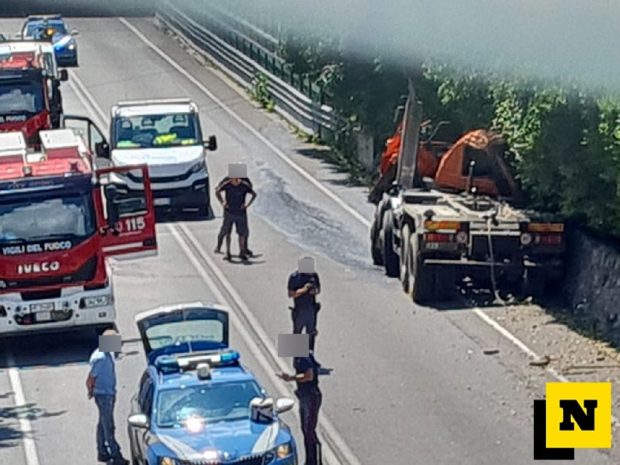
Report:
17,261,61,274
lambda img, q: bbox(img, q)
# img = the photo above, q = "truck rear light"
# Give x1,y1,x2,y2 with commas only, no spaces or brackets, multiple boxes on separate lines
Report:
424,220,461,232
520,233,533,245
528,223,564,233
424,233,451,243
536,234,563,245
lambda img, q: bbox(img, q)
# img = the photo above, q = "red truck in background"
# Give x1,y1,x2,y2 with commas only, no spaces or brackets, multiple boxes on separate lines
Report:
0,117,157,336
0,42,67,145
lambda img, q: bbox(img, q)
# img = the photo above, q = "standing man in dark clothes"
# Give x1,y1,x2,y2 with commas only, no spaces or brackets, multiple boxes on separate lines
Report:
214,176,254,256
214,163,257,261
278,353,323,465
288,257,321,351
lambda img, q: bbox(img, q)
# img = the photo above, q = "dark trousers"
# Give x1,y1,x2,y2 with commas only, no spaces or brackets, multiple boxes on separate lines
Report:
216,212,249,250
292,307,318,351
95,394,122,459
298,391,322,465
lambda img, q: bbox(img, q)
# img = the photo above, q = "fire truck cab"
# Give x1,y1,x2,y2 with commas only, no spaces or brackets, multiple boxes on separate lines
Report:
0,124,158,336
0,42,67,143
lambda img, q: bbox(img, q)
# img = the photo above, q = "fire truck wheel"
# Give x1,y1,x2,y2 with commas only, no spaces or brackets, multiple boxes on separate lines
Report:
382,211,399,278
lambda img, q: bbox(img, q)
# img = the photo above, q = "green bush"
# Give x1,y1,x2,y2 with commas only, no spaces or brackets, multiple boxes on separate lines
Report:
206,3,620,236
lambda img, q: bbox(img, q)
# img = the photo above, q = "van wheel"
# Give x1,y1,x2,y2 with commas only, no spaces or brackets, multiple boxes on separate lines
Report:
382,211,399,277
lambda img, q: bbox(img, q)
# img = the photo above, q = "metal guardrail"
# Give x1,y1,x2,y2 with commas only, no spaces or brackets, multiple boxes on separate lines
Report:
156,1,344,141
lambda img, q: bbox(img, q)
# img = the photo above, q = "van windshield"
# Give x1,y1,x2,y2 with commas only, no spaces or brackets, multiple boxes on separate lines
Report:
113,113,201,149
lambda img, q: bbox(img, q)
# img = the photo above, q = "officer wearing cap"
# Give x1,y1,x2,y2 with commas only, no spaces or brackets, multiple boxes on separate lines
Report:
278,352,322,465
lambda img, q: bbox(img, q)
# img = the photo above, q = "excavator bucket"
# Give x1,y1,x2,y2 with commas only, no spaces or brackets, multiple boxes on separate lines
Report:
396,79,424,190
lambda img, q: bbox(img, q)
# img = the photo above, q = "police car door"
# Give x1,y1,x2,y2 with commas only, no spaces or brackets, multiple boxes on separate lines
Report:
135,303,229,365
134,373,154,460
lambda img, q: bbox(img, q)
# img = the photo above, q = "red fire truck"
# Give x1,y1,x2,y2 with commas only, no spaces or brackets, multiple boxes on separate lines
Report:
0,119,157,336
0,42,67,144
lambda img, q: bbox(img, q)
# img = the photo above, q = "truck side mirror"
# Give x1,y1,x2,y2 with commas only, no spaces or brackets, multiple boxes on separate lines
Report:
104,184,120,229
59,69,68,82
96,141,110,159
204,135,217,151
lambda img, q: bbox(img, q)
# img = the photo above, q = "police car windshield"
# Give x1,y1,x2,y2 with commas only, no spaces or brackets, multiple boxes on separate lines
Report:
0,193,96,245
27,21,67,37
113,113,200,149
156,380,263,427
0,81,45,117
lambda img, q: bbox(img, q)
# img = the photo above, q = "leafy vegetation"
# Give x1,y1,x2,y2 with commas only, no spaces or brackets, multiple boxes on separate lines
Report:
204,3,620,237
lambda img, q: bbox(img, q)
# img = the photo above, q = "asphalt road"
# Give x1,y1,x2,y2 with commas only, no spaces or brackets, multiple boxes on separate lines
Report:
0,16,618,465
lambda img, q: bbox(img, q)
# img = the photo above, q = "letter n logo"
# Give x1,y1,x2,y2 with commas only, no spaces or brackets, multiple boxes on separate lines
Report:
540,382,612,458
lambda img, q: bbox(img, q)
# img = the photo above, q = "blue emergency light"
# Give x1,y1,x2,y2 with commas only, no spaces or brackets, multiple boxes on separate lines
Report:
154,349,241,374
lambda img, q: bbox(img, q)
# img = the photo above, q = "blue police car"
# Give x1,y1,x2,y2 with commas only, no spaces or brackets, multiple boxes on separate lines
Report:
21,15,79,67
128,303,298,465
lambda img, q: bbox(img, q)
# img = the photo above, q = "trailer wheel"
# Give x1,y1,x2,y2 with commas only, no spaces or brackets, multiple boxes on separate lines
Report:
370,215,384,266
400,225,411,292
409,234,434,303
382,210,399,277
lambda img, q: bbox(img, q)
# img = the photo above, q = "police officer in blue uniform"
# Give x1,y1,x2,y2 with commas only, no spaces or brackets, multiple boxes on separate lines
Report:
278,352,322,465
288,262,321,351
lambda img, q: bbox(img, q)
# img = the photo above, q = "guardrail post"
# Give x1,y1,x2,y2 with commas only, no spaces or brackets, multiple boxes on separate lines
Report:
356,131,375,173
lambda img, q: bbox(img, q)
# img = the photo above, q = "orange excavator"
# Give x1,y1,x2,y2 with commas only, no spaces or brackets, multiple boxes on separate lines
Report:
368,118,522,205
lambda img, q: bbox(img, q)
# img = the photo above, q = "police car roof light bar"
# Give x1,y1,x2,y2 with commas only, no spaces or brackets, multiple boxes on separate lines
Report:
154,349,241,374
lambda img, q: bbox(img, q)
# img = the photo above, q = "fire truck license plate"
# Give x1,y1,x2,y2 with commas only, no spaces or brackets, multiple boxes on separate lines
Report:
154,198,171,206
36,311,51,322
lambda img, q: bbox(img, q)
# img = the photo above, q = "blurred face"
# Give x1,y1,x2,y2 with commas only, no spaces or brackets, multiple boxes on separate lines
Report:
231,177,241,185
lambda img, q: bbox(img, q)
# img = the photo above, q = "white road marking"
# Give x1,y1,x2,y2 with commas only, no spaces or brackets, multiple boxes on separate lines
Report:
6,355,41,465
116,16,598,396
473,308,620,426
118,17,370,227
169,224,358,465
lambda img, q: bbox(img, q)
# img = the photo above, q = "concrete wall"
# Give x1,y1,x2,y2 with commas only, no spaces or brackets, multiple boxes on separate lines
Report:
564,228,620,342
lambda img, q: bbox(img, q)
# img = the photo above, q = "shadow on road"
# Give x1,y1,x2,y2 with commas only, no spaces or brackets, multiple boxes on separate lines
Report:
0,330,141,370
0,403,67,449
155,208,214,224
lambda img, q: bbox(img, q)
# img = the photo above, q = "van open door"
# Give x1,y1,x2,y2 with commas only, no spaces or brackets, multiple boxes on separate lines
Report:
96,165,158,260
